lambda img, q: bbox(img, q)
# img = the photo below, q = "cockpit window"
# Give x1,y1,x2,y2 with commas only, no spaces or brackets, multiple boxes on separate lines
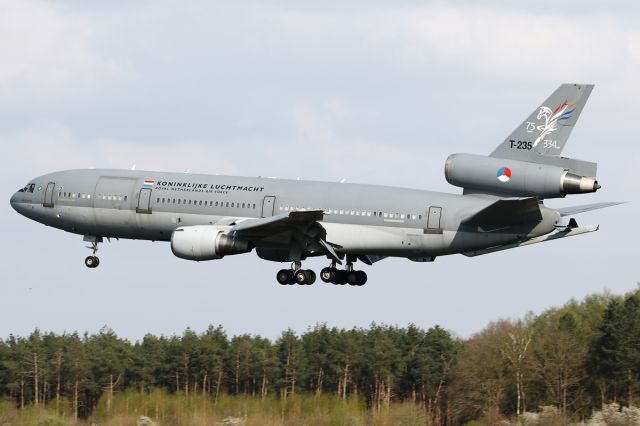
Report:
18,183,35,193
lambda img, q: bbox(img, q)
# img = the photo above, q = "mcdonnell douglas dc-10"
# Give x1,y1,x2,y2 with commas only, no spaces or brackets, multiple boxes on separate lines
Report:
11,84,621,286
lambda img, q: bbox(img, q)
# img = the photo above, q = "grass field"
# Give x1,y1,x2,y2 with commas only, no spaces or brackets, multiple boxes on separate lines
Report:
0,390,431,426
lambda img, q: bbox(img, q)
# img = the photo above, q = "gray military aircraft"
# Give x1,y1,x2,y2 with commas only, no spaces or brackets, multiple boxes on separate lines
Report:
10,84,621,286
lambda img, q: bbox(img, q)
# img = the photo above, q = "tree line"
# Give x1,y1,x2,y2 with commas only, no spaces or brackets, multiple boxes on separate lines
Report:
1,288,639,424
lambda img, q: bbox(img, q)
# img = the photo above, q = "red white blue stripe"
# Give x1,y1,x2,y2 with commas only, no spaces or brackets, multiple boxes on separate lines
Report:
142,180,155,188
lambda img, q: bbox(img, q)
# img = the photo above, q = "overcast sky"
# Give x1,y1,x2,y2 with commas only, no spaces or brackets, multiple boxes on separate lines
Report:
1,0,638,341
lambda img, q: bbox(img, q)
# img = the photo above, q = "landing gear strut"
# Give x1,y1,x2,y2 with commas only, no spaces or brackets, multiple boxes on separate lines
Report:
277,261,316,285
84,236,103,269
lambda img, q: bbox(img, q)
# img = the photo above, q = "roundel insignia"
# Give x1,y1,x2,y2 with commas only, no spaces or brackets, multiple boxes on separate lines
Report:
497,166,511,182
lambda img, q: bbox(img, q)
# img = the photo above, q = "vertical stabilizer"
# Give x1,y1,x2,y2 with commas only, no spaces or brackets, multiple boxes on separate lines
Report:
490,84,593,162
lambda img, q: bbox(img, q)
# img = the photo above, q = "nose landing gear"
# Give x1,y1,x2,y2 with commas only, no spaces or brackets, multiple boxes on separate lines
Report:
84,236,103,269
85,255,99,268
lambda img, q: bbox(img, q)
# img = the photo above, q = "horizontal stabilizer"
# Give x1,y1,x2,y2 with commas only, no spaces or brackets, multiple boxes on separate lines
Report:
462,197,541,227
556,202,626,217
463,224,599,257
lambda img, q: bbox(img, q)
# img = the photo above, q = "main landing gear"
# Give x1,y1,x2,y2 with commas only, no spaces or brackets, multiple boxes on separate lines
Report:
84,236,103,269
277,262,316,285
277,260,367,286
320,261,367,286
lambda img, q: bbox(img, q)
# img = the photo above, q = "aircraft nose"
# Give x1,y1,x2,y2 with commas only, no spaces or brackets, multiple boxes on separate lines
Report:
10,192,19,211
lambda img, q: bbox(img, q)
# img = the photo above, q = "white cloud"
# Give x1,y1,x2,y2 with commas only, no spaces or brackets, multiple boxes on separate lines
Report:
0,0,119,94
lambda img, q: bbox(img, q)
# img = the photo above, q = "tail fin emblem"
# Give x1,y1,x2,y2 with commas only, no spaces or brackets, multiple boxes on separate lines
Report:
533,100,577,148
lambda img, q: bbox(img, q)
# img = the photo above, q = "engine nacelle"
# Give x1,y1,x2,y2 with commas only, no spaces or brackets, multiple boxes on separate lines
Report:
171,225,252,261
445,154,600,198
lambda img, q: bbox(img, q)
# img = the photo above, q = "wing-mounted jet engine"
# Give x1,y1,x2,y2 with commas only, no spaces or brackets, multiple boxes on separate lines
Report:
171,226,253,261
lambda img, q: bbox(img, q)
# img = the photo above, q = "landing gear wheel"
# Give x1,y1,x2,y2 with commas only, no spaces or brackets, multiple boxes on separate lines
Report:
356,271,367,286
277,269,291,285
307,270,316,285
347,270,367,286
84,256,99,268
320,267,337,283
295,270,316,285
334,270,348,285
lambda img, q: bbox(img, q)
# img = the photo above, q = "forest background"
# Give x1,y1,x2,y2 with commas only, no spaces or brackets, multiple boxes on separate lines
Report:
1,287,640,425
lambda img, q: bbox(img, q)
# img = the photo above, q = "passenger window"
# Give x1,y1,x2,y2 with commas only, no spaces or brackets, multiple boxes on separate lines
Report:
226,202,229,207
162,198,166,203
189,200,192,205
122,195,125,200
252,203,256,209
419,215,422,219
156,198,160,203
407,214,410,219
178,200,182,204
172,199,176,204
242,203,245,208
215,201,218,207
88,194,92,199
209,201,213,206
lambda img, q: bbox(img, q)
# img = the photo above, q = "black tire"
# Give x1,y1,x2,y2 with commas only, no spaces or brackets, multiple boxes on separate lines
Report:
356,271,367,286
347,271,360,286
287,270,296,284
320,267,335,283
335,270,348,285
85,256,96,268
295,270,308,285
93,256,100,268
306,270,316,285
277,269,290,285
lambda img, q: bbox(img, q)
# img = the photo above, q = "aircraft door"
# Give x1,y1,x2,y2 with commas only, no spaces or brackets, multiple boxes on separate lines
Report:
43,182,55,208
427,206,442,230
261,196,276,218
136,188,152,214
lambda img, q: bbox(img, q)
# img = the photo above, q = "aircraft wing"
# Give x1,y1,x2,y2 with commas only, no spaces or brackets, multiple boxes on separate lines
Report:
461,197,542,227
230,210,324,239
230,209,344,263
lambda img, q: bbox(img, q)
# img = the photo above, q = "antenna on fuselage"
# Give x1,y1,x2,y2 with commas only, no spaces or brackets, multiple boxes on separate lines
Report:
131,164,136,170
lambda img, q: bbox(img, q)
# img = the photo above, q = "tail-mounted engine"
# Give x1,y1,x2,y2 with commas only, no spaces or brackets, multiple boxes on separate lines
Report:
445,154,600,199
171,225,252,261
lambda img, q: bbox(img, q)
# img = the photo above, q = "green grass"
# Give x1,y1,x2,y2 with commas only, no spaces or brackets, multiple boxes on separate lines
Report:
0,391,433,426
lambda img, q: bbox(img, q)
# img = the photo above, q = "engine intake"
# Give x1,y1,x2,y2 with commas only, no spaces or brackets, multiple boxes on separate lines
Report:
445,154,599,198
171,226,252,261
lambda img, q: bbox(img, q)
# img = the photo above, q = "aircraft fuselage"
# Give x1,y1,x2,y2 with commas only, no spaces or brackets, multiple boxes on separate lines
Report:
10,169,559,262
